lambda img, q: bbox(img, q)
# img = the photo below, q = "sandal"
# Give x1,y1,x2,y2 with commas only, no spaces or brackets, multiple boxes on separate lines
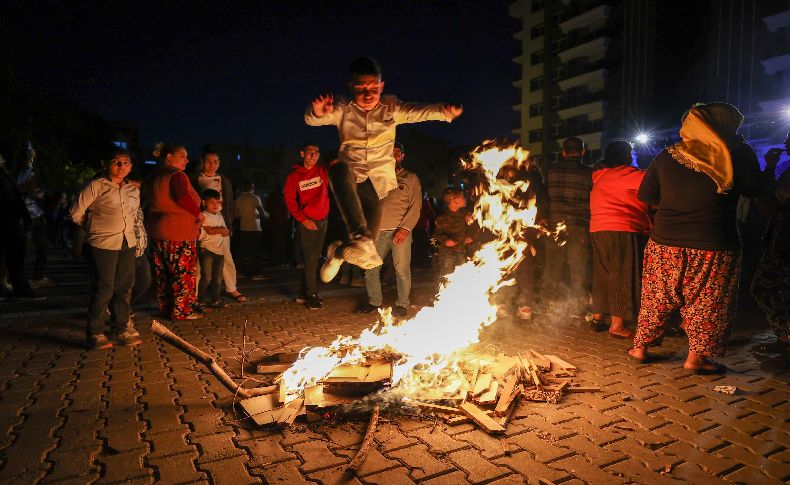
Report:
229,292,248,303
684,362,727,375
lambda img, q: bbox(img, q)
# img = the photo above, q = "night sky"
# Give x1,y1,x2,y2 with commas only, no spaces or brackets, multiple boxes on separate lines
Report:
2,1,519,152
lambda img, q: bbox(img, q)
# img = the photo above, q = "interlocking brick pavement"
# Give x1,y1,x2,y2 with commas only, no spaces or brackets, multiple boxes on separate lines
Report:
1,254,790,484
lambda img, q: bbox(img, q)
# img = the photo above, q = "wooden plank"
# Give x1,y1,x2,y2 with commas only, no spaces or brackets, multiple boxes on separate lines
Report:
498,394,520,427
495,376,518,415
544,355,577,372
473,373,493,397
304,385,358,407
256,363,293,374
490,354,518,378
320,360,392,383
477,380,499,405
446,415,472,425
239,394,281,425
402,398,464,415
527,349,551,371
279,398,305,425
459,402,506,434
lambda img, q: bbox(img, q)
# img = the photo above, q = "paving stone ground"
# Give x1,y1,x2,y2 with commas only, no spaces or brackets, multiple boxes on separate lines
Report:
1,252,789,484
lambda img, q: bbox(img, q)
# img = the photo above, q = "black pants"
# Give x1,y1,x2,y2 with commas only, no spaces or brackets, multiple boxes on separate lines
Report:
237,230,261,275
198,249,224,303
86,241,136,335
328,162,382,241
131,253,152,306
590,231,646,321
544,225,591,308
298,218,328,295
0,218,32,295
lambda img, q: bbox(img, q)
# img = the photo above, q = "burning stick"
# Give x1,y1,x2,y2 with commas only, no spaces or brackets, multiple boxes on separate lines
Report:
151,320,276,399
347,405,380,475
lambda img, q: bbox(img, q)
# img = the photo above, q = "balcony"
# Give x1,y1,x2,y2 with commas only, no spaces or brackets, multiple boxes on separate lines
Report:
560,4,612,33
508,0,526,19
555,93,606,119
558,67,607,91
512,53,526,65
558,35,609,62
763,9,790,32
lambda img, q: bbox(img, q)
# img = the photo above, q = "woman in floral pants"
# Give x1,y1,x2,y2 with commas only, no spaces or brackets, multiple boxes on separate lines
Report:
627,103,767,373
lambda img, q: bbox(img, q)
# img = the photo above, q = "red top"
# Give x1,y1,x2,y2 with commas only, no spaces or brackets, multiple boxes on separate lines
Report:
146,166,201,241
590,165,651,234
284,164,330,222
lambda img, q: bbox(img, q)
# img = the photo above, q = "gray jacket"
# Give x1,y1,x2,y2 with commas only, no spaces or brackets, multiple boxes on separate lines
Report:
379,168,422,232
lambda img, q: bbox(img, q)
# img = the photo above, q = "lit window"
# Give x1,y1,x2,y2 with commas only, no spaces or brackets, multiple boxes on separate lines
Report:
112,141,128,149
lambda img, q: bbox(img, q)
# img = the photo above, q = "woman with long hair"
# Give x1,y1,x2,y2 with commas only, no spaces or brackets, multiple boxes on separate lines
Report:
143,143,203,320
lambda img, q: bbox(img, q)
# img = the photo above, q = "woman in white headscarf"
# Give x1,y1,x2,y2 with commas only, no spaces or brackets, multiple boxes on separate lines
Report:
627,103,767,374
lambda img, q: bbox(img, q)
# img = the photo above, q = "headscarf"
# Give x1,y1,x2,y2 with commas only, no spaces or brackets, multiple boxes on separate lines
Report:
667,102,744,193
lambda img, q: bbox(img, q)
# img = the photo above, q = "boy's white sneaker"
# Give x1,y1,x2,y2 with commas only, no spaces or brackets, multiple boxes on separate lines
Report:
320,241,344,283
342,237,383,270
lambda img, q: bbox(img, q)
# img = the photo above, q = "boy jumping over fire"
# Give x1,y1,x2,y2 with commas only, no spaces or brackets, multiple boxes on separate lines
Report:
305,57,463,282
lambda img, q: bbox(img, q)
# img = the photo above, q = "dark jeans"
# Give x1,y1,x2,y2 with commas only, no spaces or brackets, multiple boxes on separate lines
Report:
544,225,591,308
131,253,152,306
328,162,382,241
298,218,328,295
198,249,224,303
86,242,136,335
269,223,290,265
31,218,48,279
237,230,262,275
0,218,32,295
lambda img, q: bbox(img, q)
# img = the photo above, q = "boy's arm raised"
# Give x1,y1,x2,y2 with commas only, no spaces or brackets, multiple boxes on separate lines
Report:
305,93,342,126
393,97,463,124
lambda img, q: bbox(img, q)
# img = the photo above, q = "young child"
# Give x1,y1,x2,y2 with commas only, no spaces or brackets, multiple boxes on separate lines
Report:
433,187,474,279
198,189,230,308
305,56,463,282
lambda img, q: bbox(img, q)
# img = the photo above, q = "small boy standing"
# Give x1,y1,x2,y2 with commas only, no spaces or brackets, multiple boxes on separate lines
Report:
198,189,229,308
433,187,474,279
284,143,329,309
305,57,463,282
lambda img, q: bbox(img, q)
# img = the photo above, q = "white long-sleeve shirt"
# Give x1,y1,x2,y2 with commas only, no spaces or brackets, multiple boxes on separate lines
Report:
71,178,139,250
305,94,450,199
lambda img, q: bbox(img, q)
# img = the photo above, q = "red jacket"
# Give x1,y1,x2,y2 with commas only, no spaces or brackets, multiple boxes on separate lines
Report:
590,165,651,234
284,163,330,222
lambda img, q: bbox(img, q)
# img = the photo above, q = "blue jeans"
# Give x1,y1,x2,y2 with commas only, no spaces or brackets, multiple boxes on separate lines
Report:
365,230,412,307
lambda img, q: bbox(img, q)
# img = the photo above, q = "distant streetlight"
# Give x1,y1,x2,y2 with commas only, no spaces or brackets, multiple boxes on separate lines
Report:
635,133,650,144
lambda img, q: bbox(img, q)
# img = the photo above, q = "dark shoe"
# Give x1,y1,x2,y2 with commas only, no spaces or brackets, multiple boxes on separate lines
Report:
342,237,383,270
320,241,344,283
209,300,229,309
589,318,608,332
306,294,322,310
295,294,307,304
87,334,113,350
392,306,408,317
356,303,380,314
114,331,143,346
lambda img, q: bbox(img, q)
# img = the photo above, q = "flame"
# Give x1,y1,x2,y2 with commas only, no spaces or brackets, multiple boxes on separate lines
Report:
279,143,559,402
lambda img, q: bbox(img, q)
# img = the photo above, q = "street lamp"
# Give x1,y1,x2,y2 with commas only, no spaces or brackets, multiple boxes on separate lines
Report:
635,133,650,144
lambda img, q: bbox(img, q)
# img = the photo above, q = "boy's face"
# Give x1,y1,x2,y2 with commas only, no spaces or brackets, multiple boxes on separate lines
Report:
204,197,221,214
393,147,404,168
202,154,220,175
300,145,320,168
449,195,466,211
349,74,384,111
108,155,133,180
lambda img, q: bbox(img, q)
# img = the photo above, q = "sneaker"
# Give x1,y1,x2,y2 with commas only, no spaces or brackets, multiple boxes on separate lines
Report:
114,331,142,346
392,306,408,317
306,294,322,310
341,237,383,270
126,317,140,338
295,294,307,304
87,334,113,350
589,317,608,332
320,241,345,283
355,302,380,314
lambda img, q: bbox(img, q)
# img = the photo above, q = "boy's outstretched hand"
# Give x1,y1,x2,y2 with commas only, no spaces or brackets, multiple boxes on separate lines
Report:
443,103,463,120
312,93,335,117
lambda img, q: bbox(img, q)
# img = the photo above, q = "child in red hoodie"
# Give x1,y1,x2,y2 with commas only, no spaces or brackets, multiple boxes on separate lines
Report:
284,143,330,309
